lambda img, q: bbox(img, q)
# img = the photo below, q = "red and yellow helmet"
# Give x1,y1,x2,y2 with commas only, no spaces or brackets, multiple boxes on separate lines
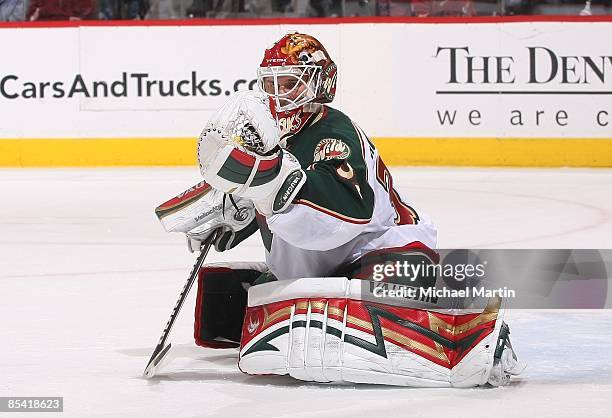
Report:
257,33,338,114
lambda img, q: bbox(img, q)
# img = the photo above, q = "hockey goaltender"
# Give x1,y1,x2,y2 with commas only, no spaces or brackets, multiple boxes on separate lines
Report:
152,32,525,387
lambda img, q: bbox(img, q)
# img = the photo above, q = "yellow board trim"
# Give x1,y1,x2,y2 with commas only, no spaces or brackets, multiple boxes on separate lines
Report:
1,137,611,167
374,137,612,168
0,138,198,167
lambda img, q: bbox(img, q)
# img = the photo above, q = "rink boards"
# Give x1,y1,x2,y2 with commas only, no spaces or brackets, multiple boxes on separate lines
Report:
1,17,611,167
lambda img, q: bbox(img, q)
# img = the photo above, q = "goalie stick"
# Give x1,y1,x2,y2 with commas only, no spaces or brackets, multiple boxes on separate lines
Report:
143,231,217,378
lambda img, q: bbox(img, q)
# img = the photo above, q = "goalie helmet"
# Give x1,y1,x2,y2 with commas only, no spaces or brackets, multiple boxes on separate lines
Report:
257,33,338,126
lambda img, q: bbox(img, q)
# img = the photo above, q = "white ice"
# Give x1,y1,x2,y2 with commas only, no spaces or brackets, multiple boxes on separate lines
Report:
1,167,611,417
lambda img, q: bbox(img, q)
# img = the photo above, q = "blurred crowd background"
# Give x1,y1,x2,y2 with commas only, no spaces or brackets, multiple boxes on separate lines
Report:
0,0,609,22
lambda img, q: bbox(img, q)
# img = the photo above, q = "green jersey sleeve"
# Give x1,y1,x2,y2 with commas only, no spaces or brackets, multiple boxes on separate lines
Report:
290,109,375,223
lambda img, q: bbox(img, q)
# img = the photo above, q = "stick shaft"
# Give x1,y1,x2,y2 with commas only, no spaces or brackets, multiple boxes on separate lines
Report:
143,233,216,376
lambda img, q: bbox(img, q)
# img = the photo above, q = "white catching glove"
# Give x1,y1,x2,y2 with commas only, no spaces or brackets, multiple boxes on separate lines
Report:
205,90,280,154
198,91,306,216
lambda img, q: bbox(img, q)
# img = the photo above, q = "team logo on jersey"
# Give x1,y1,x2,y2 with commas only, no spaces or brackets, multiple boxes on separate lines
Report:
313,138,351,162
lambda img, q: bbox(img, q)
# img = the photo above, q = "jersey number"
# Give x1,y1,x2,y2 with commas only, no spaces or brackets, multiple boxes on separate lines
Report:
375,156,419,225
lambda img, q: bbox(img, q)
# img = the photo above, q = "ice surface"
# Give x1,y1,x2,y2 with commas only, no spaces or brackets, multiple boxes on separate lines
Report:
1,167,611,417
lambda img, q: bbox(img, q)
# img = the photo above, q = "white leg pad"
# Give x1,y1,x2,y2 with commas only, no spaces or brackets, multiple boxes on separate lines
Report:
239,278,515,387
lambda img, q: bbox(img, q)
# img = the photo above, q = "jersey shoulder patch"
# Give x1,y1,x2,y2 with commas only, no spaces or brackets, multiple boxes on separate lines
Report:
313,138,351,162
